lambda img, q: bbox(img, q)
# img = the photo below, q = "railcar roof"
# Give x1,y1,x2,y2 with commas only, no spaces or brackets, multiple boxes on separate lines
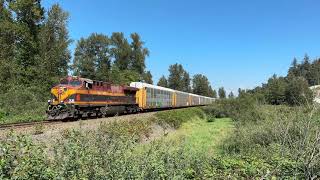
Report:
130,82,215,100
130,82,175,92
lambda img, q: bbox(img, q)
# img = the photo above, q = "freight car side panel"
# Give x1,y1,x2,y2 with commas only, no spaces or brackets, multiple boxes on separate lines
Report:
130,82,175,110
145,87,172,108
175,91,189,107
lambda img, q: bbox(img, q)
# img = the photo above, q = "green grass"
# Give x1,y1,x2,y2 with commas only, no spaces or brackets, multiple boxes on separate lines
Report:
165,117,234,155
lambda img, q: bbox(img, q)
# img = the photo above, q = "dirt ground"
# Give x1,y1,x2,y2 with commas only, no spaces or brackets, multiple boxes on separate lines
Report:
0,112,157,143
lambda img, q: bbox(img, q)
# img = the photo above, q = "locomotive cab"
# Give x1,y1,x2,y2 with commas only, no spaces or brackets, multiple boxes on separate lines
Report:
48,76,85,105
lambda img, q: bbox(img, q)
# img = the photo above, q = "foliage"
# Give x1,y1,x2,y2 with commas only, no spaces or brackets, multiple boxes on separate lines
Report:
0,133,54,179
143,70,153,84
192,74,211,96
265,74,287,105
212,97,320,178
218,87,226,99
157,75,168,87
73,33,110,80
72,32,151,85
228,91,234,98
155,107,205,129
2,104,320,179
0,1,70,123
285,76,313,106
0,86,47,124
129,32,150,75
288,54,320,86
208,85,217,98
244,74,314,106
39,4,71,90
167,63,191,91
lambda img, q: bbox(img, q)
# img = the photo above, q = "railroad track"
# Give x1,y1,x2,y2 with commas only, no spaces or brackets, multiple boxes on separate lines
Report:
0,106,193,130
0,120,62,130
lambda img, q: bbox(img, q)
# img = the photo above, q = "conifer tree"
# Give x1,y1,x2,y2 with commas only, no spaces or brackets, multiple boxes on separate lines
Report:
168,63,189,91
192,74,210,96
218,87,226,99
39,4,71,88
157,75,168,87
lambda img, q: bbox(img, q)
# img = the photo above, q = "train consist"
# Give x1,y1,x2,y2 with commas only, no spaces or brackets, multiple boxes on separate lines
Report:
47,76,215,120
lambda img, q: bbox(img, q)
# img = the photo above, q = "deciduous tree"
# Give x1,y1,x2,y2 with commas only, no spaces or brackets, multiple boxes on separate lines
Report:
265,75,287,105
73,33,110,80
285,76,313,106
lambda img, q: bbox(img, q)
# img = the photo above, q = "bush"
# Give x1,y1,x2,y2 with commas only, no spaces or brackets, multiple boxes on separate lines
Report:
154,107,204,129
0,86,47,124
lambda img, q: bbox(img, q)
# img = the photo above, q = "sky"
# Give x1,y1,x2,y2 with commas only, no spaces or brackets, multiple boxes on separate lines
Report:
42,0,320,94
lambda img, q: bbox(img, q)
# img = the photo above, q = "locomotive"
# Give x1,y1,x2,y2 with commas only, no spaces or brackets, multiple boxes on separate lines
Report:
47,76,215,120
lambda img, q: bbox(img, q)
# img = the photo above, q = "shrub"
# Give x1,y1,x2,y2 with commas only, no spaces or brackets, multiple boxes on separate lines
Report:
0,86,47,124
155,107,204,129
0,134,54,179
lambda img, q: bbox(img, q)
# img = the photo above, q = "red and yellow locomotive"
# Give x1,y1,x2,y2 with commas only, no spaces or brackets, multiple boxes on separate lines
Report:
47,76,139,120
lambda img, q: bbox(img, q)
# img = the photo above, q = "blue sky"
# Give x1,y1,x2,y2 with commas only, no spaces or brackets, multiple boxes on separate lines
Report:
43,0,320,93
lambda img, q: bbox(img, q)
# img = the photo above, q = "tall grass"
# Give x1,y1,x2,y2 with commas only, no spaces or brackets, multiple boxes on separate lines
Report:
1,102,320,179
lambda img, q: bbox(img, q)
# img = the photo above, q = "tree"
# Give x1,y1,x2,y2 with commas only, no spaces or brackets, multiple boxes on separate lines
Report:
265,74,287,105
301,54,313,85
285,76,313,106
192,74,210,96
143,71,153,84
238,88,246,98
110,32,131,71
0,0,16,93
288,57,299,78
168,63,189,91
228,91,235,99
157,75,168,87
182,72,191,92
73,33,110,80
39,4,71,89
208,86,217,98
130,33,149,75
218,87,226,99
8,0,45,85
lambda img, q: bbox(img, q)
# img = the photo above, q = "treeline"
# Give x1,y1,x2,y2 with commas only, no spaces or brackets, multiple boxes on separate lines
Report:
240,54,317,106
0,0,153,96
0,1,70,96
0,1,74,121
72,32,152,85
156,63,217,98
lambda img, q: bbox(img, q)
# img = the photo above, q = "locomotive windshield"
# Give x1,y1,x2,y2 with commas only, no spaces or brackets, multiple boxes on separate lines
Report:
60,79,82,86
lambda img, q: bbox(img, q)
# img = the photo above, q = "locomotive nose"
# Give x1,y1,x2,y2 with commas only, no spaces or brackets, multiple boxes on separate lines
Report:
58,87,67,94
